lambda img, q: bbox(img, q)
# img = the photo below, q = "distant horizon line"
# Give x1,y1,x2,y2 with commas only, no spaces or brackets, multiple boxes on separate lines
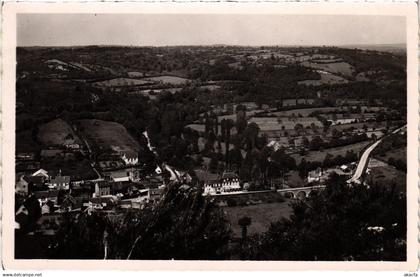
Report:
17,42,407,48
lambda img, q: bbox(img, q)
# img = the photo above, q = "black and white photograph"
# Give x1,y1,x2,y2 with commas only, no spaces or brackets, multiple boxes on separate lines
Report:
2,2,418,270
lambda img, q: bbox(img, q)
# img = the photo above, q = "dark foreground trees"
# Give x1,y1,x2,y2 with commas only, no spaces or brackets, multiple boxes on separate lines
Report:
239,173,406,261
50,183,231,260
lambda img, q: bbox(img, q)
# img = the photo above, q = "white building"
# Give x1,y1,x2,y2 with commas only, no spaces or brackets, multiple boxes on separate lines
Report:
203,172,241,195
307,168,323,183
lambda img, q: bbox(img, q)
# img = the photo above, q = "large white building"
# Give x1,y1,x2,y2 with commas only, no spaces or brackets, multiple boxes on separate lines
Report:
203,172,241,195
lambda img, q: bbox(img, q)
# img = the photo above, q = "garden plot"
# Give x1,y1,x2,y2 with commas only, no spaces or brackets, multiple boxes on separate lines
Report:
291,140,371,164
77,119,140,152
38,118,82,146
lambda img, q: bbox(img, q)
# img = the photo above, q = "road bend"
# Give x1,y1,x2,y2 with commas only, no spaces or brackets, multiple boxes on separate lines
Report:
347,125,406,184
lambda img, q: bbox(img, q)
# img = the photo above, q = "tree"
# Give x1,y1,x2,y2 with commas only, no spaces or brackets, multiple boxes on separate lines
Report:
243,122,260,150
238,216,252,240
309,136,324,151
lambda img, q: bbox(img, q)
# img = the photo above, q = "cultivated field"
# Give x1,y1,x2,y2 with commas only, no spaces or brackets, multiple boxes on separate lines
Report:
249,116,322,131
223,201,293,237
301,61,355,76
142,75,190,85
37,118,81,146
298,72,348,86
77,119,140,152
291,140,371,164
94,78,151,87
269,107,338,117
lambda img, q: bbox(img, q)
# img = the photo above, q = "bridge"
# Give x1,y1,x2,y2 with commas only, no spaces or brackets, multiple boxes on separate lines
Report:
277,185,325,199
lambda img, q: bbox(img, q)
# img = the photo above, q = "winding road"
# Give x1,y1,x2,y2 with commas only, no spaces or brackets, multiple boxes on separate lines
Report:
347,125,406,184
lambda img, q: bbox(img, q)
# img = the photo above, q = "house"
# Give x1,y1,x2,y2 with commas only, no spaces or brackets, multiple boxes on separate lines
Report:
63,133,80,149
94,181,112,197
49,175,70,190
32,169,49,180
203,172,241,195
16,174,47,195
33,190,60,205
121,151,138,165
16,175,31,196
87,195,119,210
307,168,323,183
104,170,132,183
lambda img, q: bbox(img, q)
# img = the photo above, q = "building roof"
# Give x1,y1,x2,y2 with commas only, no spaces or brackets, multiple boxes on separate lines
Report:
23,175,45,185
32,169,49,178
150,188,163,195
122,150,138,159
106,170,130,179
221,172,239,180
51,176,70,183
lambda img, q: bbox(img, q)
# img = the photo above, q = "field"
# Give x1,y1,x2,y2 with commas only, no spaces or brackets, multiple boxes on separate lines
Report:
37,118,82,146
198,85,221,91
269,107,338,117
301,61,355,76
94,78,151,87
298,71,348,86
77,119,140,152
223,201,293,237
129,88,183,99
249,116,322,131
142,75,191,85
291,140,371,164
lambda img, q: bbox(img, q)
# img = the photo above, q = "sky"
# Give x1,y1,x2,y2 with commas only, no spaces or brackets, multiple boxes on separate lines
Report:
17,14,406,47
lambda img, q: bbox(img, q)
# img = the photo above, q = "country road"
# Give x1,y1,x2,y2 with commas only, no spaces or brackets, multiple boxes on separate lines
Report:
347,125,406,184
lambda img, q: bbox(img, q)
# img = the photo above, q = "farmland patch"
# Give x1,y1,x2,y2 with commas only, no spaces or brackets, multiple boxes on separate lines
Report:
38,118,81,146
142,75,191,85
223,201,293,237
77,119,140,153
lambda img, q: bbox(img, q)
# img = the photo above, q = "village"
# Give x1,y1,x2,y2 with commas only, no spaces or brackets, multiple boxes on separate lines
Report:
14,44,407,259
